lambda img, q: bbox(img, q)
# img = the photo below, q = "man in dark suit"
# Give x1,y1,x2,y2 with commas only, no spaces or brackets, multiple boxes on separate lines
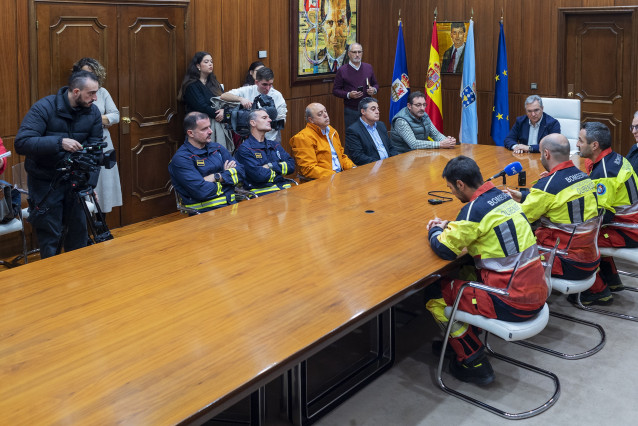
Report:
345,97,397,166
504,95,561,153
441,22,466,74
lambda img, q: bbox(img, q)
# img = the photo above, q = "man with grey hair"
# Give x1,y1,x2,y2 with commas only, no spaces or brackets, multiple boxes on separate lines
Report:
234,109,295,195
627,110,638,174
504,133,600,282
345,97,397,166
504,95,560,154
332,43,379,130
289,102,355,179
573,121,638,305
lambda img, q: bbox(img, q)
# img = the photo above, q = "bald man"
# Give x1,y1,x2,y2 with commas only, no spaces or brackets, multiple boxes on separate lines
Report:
505,133,600,282
289,103,355,180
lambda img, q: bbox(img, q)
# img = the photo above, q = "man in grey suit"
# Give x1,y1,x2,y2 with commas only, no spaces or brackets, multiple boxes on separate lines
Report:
345,97,397,166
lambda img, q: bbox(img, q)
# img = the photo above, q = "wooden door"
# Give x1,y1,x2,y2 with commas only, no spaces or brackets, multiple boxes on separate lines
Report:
117,5,185,224
561,10,635,155
32,1,187,227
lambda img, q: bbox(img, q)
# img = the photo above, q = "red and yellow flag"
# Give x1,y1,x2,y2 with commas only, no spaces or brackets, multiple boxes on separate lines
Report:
425,20,444,132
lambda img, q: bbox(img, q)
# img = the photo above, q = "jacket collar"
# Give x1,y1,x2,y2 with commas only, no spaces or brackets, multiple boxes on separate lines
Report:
470,181,496,202
305,122,335,138
547,159,575,175
586,147,613,174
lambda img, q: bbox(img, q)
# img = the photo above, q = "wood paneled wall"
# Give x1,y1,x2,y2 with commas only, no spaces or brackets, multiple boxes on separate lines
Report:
188,0,638,153
1,0,638,253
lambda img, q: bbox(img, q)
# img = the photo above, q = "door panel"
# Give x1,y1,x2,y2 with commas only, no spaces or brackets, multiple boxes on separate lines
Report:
564,12,633,154
118,6,185,224
34,2,187,227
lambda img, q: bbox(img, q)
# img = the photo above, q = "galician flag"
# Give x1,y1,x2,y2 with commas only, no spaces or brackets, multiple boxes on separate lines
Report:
425,19,443,132
460,19,478,144
490,21,509,146
389,21,410,122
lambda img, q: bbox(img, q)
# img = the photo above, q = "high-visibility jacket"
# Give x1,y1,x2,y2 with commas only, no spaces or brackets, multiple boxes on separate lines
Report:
520,160,600,277
429,182,546,310
234,135,295,195
588,148,638,247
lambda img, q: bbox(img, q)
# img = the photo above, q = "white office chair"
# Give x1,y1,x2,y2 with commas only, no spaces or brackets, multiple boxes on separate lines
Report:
541,97,581,155
577,222,638,322
436,241,560,420
515,216,606,359
0,181,29,268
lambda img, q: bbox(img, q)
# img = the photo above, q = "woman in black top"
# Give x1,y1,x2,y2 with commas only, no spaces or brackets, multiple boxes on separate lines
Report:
178,51,225,122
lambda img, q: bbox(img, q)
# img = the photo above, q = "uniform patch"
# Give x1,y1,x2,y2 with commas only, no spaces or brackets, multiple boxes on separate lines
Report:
596,183,607,195
196,159,205,167
255,153,263,159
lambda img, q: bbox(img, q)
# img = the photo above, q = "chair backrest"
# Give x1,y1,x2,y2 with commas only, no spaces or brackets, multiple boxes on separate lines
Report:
169,185,200,215
540,97,581,154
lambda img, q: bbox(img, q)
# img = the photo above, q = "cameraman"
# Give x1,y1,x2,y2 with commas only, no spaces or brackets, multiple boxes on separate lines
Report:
15,70,102,259
221,67,287,142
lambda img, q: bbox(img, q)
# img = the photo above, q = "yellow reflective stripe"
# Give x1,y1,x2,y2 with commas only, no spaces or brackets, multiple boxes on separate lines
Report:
185,193,235,210
228,168,239,184
425,296,469,337
268,169,276,183
251,185,280,194
280,162,287,176
216,182,222,196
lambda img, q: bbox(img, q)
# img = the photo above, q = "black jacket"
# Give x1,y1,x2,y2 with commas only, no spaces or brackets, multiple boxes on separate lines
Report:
15,86,103,181
345,120,397,166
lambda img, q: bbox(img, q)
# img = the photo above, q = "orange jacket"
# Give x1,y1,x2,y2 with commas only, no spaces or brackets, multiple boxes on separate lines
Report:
289,122,355,179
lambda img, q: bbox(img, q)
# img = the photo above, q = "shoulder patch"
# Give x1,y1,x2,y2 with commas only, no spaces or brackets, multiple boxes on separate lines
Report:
597,183,607,195
196,159,205,167
255,152,263,159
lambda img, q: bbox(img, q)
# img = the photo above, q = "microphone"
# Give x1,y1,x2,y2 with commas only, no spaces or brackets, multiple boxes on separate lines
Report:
487,161,523,181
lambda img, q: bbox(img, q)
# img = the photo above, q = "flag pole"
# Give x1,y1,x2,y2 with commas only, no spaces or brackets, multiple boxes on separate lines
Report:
398,9,401,26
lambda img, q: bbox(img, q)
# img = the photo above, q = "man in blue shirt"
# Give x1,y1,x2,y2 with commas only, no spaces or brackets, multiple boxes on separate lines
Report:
345,97,397,166
169,112,244,213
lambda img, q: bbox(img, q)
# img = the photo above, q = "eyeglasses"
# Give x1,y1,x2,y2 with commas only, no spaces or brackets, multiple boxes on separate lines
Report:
630,125,638,131
410,103,426,108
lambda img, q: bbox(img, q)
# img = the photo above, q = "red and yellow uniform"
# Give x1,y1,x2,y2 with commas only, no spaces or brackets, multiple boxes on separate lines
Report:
427,181,546,362
520,160,600,278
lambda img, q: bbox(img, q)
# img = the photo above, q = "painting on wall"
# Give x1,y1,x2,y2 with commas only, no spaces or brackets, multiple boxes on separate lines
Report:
291,0,359,84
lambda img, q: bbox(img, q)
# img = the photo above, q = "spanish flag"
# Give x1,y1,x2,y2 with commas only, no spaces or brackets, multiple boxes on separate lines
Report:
425,20,443,132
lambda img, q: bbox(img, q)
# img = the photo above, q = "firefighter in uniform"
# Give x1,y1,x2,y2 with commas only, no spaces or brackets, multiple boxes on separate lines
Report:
505,133,600,280
426,156,546,386
575,122,638,305
234,109,295,195
169,112,244,213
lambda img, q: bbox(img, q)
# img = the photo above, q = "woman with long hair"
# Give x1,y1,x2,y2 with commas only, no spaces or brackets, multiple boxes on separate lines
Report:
72,57,122,213
178,51,225,122
242,61,264,86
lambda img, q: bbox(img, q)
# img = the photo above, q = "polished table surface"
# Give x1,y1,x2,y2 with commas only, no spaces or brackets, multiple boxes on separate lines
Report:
0,145,557,425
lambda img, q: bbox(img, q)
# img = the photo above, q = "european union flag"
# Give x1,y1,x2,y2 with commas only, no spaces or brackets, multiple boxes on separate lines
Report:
490,22,509,146
390,21,409,122
460,19,477,144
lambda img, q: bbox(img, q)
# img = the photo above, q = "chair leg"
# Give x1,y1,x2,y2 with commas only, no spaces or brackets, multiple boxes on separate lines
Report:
512,311,606,359
573,292,638,322
436,328,560,419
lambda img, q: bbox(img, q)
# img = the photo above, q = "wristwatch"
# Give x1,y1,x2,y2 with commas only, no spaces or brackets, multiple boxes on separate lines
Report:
214,173,222,182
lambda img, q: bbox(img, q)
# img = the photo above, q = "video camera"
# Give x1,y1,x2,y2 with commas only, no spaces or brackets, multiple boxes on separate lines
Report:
221,94,284,137
57,141,117,191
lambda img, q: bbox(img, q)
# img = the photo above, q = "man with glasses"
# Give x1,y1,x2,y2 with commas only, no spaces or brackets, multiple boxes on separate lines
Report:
332,43,379,130
504,95,560,154
389,91,456,154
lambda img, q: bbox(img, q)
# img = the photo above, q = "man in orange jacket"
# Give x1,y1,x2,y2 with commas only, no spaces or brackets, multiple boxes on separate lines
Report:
289,103,355,180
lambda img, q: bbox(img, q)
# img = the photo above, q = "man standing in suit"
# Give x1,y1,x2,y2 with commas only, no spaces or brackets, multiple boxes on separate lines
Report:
504,95,561,154
345,97,397,166
441,22,466,74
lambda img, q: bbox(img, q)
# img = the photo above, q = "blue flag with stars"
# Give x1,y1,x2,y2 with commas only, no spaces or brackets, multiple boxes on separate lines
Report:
460,19,477,144
490,22,509,146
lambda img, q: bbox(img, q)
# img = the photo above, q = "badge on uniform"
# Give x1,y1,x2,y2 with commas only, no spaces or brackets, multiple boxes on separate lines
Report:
197,159,205,167
255,153,262,159
597,183,607,195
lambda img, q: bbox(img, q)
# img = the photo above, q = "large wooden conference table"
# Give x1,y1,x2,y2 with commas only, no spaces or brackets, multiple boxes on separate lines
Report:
0,144,555,425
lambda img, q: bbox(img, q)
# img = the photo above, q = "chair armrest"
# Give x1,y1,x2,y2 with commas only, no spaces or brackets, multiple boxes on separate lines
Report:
602,222,638,229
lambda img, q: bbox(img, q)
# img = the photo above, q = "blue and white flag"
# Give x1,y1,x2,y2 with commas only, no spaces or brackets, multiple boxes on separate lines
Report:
460,19,477,144
390,21,410,122
490,22,509,146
